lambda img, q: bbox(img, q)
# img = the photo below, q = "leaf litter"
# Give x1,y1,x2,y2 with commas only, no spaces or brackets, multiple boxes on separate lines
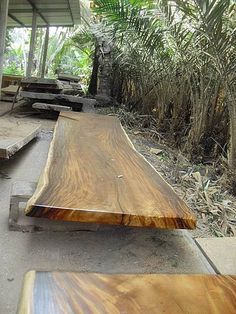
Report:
98,106,236,237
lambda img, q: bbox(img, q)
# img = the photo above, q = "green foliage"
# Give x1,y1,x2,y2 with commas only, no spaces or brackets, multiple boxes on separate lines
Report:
94,0,236,167
52,27,94,86
3,26,94,87
3,62,24,76
3,28,30,75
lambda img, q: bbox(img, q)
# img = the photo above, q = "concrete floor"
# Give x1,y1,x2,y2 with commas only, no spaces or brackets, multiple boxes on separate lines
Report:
0,100,24,117
0,100,13,116
0,106,214,313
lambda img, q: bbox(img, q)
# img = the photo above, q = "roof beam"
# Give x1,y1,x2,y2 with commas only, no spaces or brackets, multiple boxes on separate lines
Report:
67,0,75,25
8,24,74,28
8,13,25,27
26,0,48,25
9,9,69,14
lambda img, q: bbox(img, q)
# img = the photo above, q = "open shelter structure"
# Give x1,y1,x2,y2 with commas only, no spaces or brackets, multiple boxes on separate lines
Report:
0,0,85,92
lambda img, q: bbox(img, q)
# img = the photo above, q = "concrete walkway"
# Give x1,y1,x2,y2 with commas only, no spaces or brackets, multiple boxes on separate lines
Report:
0,114,213,313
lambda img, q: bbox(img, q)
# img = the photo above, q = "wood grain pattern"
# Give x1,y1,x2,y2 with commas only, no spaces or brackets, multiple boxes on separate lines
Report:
0,119,40,159
25,112,196,229
18,272,236,314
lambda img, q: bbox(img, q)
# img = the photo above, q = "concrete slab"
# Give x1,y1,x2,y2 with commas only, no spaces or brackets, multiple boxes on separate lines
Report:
0,116,214,314
196,237,236,274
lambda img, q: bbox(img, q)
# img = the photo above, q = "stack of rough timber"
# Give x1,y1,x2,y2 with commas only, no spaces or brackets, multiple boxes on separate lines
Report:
58,73,80,83
26,111,196,229
20,77,63,94
57,73,84,96
20,77,95,112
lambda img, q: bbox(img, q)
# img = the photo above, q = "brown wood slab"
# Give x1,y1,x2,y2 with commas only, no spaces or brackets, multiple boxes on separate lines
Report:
0,119,40,159
18,272,236,314
25,112,196,229
1,85,20,95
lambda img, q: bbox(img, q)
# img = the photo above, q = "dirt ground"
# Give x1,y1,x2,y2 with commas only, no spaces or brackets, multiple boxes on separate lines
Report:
129,132,236,238
0,101,215,313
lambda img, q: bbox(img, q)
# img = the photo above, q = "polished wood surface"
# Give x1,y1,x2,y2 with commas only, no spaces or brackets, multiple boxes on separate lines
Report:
18,272,236,314
26,112,196,229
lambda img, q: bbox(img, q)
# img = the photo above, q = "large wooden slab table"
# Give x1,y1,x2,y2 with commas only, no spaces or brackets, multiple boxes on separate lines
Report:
18,272,236,314
25,112,196,229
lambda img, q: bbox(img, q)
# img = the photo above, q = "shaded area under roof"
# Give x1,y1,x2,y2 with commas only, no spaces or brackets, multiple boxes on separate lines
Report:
7,0,82,27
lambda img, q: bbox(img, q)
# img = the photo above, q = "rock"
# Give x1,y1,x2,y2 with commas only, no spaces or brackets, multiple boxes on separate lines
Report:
150,148,163,155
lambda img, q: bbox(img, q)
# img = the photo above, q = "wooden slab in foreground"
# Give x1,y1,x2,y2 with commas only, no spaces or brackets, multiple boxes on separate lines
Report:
18,272,236,314
25,112,196,229
0,119,40,159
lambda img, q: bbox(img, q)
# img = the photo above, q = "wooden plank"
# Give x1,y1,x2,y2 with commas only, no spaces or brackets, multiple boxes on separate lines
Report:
20,91,95,108
32,102,72,112
21,78,59,85
2,74,22,88
55,94,96,111
0,119,40,158
0,95,18,102
2,74,22,81
20,91,56,101
20,78,64,94
1,85,20,95
18,272,236,314
58,73,80,82
25,112,196,229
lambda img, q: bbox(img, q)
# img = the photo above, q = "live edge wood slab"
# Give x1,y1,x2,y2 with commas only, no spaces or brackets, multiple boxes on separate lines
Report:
18,272,236,314
0,119,40,159
25,112,196,229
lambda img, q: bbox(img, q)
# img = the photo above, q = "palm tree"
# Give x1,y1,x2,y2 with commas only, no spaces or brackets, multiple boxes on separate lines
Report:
93,0,236,192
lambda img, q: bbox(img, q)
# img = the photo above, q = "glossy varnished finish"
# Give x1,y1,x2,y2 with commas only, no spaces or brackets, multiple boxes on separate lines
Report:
18,272,236,314
25,112,196,229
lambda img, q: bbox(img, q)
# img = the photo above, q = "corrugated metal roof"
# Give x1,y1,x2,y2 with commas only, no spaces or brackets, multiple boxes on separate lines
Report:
7,0,83,27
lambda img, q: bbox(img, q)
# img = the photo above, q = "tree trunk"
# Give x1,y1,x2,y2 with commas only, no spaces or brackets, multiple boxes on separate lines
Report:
227,100,236,194
88,44,99,96
37,29,44,77
97,39,112,97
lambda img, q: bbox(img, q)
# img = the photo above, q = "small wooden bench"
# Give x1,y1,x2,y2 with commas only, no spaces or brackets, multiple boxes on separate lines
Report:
18,272,236,313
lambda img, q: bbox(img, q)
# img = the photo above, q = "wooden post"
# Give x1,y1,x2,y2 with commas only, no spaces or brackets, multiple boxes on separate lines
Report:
0,0,9,94
41,26,49,78
26,9,37,77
